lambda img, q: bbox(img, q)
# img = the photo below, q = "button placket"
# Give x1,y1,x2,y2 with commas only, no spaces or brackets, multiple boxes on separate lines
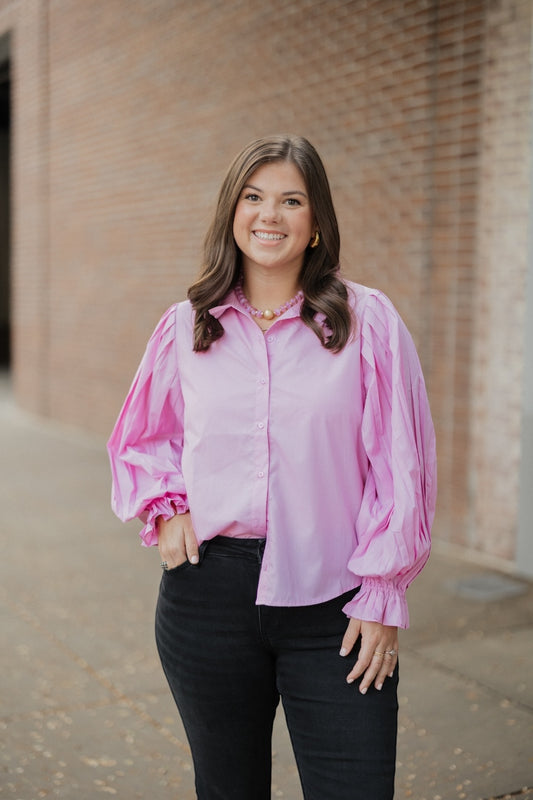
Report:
251,335,271,530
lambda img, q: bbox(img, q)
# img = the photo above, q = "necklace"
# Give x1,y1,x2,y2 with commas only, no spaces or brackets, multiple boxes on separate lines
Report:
235,280,303,321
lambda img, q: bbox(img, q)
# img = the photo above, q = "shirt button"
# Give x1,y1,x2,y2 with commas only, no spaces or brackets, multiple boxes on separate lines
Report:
257,422,264,429
257,471,265,478
267,335,274,342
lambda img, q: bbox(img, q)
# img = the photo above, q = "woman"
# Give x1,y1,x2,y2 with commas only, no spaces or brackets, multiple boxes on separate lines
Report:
108,134,436,800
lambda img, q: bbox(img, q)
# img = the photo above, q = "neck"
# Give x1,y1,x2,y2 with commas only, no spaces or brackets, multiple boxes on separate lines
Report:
241,271,301,312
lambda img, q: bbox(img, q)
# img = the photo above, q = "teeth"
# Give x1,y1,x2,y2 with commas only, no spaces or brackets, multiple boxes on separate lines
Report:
254,231,285,240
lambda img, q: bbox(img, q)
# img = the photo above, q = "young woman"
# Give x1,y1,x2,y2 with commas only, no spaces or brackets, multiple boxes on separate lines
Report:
107,134,437,800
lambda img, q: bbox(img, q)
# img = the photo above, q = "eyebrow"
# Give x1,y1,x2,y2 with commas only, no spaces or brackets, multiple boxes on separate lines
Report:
243,183,308,198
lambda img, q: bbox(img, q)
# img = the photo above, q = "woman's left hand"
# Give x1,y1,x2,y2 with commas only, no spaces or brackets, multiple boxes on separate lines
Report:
340,618,398,694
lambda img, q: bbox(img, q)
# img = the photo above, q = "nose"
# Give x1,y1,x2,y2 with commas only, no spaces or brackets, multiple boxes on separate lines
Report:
260,199,281,223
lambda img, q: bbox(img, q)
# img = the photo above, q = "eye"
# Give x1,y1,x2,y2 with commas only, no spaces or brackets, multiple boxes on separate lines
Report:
244,193,261,202
285,198,302,206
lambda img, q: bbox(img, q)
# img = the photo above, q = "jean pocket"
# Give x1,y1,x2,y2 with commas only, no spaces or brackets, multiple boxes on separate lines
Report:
164,558,194,575
164,540,209,574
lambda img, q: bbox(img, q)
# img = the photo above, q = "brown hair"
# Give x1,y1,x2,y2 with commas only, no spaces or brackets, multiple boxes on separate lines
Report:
188,134,353,352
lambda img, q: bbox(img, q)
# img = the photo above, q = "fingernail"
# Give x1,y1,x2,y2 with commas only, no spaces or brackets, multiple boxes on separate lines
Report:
376,683,383,691
339,647,347,657
389,672,394,678
346,676,354,684
190,555,199,564
359,686,367,695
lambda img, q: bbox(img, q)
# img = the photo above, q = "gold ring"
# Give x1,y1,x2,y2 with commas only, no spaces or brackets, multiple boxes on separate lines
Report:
373,651,386,657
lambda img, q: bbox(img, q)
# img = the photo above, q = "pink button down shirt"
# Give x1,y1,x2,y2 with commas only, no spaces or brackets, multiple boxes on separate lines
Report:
107,281,436,628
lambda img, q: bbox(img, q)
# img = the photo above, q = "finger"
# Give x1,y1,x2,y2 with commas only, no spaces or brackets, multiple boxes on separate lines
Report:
348,649,385,693
339,618,361,657
384,647,399,679
184,521,200,564
353,645,399,693
374,652,395,690
345,637,379,682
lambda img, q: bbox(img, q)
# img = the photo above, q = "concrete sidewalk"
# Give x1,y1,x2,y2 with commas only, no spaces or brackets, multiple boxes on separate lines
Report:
1,376,532,799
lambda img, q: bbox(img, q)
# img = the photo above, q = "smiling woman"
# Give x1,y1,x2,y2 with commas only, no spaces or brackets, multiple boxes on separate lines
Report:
187,134,352,353
232,161,316,314
107,134,437,800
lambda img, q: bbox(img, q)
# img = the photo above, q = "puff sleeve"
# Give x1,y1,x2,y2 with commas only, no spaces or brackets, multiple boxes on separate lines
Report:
342,292,437,628
107,305,188,546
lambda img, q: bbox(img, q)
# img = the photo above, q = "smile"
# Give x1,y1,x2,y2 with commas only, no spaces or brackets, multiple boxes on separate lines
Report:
253,231,286,241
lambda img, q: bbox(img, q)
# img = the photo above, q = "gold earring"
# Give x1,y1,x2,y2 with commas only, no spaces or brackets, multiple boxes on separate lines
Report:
310,231,320,248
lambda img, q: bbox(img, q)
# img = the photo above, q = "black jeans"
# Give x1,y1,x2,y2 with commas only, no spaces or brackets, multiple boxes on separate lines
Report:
155,536,398,800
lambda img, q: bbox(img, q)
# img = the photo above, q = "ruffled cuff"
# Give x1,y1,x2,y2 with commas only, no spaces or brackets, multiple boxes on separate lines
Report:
139,496,189,547
342,576,410,629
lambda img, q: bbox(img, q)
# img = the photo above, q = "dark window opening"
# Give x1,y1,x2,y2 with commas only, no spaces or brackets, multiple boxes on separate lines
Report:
0,50,10,367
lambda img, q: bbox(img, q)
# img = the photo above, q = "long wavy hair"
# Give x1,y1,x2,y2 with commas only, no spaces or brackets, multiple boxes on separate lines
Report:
188,134,354,352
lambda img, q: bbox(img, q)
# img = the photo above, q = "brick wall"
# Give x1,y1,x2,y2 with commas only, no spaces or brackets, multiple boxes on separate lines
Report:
471,0,532,561
426,0,487,550
2,0,532,569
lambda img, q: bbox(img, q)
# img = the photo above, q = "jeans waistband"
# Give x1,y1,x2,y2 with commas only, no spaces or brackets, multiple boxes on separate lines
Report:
205,535,266,562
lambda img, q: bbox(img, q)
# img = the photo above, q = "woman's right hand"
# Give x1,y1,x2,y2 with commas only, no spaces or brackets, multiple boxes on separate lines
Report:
157,511,199,569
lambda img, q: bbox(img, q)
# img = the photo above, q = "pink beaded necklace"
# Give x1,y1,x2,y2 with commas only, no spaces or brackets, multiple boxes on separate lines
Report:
235,280,303,321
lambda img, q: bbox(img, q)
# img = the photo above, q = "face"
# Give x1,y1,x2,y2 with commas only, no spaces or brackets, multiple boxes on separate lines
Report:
232,160,315,281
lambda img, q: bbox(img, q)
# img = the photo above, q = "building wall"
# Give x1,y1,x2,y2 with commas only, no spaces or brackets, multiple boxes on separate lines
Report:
8,0,49,413
471,0,532,561
425,0,487,552
2,0,532,572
